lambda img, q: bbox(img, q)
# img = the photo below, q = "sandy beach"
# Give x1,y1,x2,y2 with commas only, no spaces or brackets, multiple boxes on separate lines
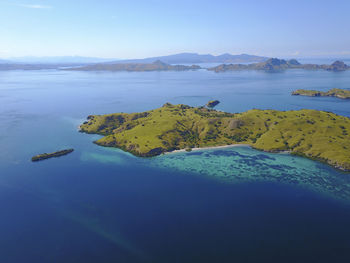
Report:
165,144,251,155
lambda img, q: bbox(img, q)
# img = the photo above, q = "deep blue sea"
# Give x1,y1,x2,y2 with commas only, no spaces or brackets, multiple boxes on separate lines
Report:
1,66,350,262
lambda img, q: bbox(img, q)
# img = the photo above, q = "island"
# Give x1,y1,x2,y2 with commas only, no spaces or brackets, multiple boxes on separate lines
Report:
292,88,350,99
65,60,201,72
206,100,220,108
80,103,350,171
208,58,349,72
31,149,74,162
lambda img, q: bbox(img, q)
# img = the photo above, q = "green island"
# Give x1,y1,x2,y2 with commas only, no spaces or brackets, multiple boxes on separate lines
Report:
80,103,350,171
31,149,74,162
292,88,350,99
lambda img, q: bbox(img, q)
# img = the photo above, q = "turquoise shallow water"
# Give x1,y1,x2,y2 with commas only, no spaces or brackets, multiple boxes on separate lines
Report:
80,145,350,201
152,147,350,200
1,68,350,262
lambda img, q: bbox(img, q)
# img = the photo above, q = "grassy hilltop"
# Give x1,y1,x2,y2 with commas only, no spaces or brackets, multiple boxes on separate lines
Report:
80,103,350,171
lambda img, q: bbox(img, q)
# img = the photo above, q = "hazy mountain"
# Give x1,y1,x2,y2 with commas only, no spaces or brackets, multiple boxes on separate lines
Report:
107,53,268,64
1,53,267,65
6,56,118,64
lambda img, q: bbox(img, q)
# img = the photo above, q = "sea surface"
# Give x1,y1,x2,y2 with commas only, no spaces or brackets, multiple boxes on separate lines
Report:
1,66,350,262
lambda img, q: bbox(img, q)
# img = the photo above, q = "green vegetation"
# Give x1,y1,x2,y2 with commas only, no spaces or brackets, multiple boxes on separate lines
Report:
32,149,74,162
292,88,350,99
80,103,350,171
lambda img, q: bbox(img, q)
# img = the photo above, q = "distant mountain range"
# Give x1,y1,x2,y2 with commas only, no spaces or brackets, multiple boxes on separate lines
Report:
0,53,267,67
106,53,269,64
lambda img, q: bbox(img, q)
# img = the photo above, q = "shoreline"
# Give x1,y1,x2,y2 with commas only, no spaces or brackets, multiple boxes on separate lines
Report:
164,144,251,155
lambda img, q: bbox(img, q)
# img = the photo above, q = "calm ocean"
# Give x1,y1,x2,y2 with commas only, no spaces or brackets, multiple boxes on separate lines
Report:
1,65,350,262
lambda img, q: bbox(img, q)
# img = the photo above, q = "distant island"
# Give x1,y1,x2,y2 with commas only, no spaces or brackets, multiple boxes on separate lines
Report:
80,103,350,171
32,149,74,162
65,60,201,72
209,58,349,72
292,88,350,99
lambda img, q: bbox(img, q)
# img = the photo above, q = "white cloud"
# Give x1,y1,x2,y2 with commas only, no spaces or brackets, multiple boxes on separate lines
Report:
16,4,52,9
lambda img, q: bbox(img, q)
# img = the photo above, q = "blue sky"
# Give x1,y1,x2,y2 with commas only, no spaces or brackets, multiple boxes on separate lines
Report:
1,0,350,58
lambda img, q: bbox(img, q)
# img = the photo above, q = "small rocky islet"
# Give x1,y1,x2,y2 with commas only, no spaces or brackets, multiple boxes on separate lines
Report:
206,100,220,108
80,102,350,172
31,149,74,162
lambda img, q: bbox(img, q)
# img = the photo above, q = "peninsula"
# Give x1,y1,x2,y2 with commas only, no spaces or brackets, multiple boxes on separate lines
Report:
209,59,349,72
80,103,350,171
65,60,201,72
292,88,350,99
31,149,74,162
